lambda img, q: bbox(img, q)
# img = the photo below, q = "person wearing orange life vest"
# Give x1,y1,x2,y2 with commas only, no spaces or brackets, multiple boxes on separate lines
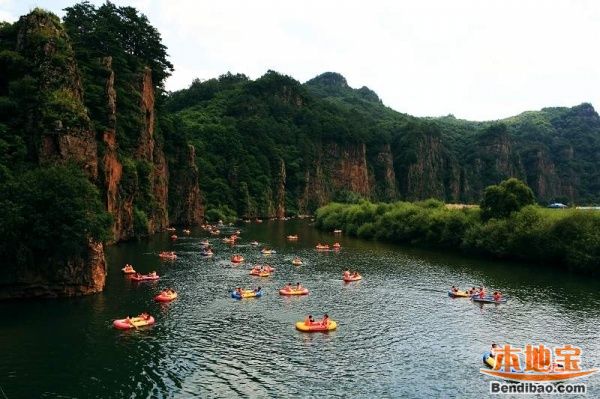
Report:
321,314,330,326
479,287,486,299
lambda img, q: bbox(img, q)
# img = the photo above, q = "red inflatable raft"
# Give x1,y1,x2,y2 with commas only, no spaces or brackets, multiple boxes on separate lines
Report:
113,315,155,330
131,274,160,282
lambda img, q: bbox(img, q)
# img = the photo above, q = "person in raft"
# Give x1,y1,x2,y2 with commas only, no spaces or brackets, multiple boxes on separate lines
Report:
305,315,315,325
253,286,262,293
321,314,330,326
451,285,458,293
140,312,150,320
479,287,486,298
351,271,360,278
343,271,350,278
296,282,303,290
235,287,242,296
493,291,502,301
284,282,292,291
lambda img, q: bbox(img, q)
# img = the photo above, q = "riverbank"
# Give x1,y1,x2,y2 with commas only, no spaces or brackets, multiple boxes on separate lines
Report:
315,200,600,275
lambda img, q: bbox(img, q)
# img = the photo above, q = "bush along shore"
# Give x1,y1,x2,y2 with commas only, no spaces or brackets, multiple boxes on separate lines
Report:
315,179,600,275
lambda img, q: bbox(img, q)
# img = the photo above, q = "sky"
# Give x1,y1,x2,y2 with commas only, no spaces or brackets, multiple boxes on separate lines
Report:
1,0,599,121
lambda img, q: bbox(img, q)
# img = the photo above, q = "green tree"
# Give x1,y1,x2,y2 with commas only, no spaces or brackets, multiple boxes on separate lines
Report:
480,178,535,220
0,165,112,267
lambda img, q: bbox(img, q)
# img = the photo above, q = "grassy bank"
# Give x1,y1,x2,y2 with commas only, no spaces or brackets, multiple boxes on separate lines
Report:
315,200,600,275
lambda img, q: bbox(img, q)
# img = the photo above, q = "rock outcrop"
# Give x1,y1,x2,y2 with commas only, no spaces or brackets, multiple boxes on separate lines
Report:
275,158,286,218
0,242,106,300
16,10,98,179
169,144,204,225
298,142,372,213
0,9,204,299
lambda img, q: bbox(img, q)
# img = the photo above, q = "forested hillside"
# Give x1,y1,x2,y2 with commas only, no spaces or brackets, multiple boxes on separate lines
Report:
168,71,600,220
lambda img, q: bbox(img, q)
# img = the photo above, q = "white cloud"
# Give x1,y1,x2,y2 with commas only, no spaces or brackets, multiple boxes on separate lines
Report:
3,0,600,120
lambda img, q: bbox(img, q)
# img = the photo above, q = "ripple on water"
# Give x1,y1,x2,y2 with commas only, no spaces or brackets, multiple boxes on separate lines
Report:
1,221,600,398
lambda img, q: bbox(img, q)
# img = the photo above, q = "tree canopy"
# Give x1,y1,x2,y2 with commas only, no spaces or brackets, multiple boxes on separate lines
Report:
480,178,536,220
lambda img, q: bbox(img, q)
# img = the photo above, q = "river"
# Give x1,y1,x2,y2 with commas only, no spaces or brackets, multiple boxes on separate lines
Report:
1,220,599,398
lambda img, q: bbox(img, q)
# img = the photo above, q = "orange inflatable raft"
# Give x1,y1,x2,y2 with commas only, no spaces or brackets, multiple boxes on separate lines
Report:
279,287,309,295
343,274,362,282
155,291,177,302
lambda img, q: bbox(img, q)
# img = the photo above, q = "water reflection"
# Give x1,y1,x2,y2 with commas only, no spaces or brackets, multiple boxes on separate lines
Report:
0,220,598,397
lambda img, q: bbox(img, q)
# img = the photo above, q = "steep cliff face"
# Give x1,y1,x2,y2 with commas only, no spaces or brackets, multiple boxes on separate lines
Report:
459,128,525,201
16,11,98,179
102,65,176,239
298,142,372,213
372,144,397,201
275,158,286,218
168,144,204,225
402,135,447,200
139,68,169,232
0,11,107,299
100,56,126,241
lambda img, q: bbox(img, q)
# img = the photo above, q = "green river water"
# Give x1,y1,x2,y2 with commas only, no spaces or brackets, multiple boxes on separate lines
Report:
1,220,599,398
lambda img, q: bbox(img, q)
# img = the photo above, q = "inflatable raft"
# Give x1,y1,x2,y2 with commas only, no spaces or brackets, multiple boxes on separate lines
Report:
121,266,136,274
292,258,303,266
231,289,263,299
448,290,470,298
250,270,271,277
154,291,177,302
343,274,362,282
130,274,160,282
482,351,496,368
295,320,337,332
113,315,155,330
158,252,177,260
279,287,309,296
472,296,507,304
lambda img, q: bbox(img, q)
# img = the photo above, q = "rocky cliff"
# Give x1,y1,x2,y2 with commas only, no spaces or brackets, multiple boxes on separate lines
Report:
16,11,98,179
0,11,107,298
298,142,373,213
169,144,204,225
0,242,106,300
0,9,204,299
